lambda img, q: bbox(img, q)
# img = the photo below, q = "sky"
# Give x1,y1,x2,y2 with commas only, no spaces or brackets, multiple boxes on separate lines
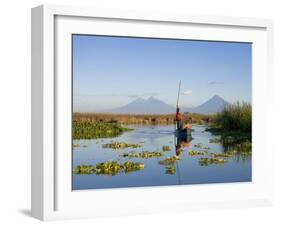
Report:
72,34,252,112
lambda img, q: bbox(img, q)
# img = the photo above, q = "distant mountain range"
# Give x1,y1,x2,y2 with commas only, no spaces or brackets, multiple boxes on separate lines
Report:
112,96,175,114
183,95,230,114
111,95,230,115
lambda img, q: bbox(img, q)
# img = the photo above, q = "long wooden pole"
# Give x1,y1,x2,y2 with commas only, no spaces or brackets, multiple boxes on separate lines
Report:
175,80,182,184
176,80,181,108
175,80,181,131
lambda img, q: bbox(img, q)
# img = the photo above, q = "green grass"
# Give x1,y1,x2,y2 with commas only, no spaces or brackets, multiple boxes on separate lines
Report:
72,121,132,139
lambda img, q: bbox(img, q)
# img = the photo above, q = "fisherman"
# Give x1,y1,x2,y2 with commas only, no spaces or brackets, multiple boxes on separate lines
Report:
176,107,182,130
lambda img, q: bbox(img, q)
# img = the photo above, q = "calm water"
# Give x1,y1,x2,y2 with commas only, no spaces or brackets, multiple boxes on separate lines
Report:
72,125,251,190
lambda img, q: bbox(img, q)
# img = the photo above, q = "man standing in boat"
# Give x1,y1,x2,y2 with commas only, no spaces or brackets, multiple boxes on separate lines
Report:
176,106,182,130
175,80,192,132
176,107,191,131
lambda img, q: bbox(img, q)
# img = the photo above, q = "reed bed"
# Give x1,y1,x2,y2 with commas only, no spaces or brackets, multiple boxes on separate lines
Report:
214,102,252,133
73,112,210,125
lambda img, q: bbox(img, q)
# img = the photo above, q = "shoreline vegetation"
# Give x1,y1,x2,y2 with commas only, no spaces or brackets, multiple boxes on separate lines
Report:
206,102,252,156
73,121,132,139
73,112,211,125
73,102,252,165
72,112,212,139
206,102,251,141
73,102,251,142
72,112,213,139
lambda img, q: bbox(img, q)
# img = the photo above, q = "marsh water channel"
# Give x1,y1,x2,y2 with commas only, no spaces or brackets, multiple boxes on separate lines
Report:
72,125,251,190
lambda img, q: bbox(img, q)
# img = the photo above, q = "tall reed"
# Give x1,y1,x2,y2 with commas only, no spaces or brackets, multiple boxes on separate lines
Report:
215,102,252,132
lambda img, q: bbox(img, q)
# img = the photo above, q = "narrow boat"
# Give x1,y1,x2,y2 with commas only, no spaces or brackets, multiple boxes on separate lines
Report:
175,128,192,140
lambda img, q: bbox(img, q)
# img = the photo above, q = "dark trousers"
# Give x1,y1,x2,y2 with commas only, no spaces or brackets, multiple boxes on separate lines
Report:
176,121,182,130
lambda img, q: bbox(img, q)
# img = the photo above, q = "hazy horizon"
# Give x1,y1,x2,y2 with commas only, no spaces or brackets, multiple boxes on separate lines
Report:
73,35,252,112
73,94,248,114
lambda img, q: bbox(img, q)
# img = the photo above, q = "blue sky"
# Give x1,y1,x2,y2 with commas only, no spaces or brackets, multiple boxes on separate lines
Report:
73,35,251,112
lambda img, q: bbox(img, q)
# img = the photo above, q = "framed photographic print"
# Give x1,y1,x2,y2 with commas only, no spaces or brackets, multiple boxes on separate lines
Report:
31,4,274,221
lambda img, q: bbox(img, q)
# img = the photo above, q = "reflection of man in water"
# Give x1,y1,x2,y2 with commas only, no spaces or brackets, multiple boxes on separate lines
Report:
175,144,182,156
175,137,192,156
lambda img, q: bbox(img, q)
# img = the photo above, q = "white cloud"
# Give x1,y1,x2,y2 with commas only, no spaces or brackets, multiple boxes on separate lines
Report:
208,81,224,85
182,90,192,95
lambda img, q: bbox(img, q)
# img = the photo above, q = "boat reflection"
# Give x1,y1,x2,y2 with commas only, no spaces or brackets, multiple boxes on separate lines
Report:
175,135,193,156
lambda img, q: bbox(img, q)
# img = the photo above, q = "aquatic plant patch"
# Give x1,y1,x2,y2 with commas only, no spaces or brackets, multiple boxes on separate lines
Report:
73,143,88,149
198,157,228,166
158,156,180,165
102,142,142,149
188,150,208,156
74,161,145,176
73,143,80,148
210,149,240,158
73,121,132,139
165,165,176,175
123,161,145,173
121,151,163,158
162,145,171,151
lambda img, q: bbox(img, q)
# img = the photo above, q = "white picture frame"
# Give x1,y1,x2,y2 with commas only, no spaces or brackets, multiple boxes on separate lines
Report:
31,4,274,221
